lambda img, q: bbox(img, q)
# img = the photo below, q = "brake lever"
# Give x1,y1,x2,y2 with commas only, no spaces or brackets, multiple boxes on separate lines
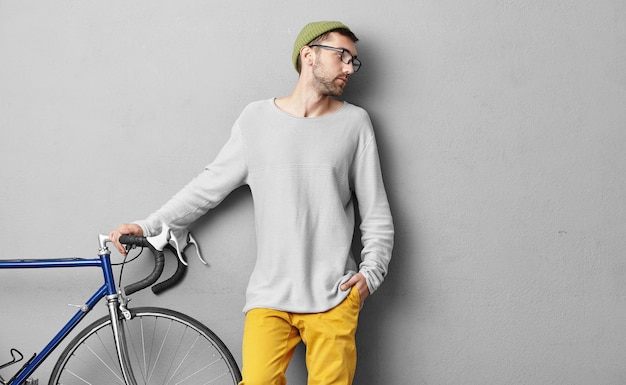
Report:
169,229,207,266
169,231,189,266
187,232,208,265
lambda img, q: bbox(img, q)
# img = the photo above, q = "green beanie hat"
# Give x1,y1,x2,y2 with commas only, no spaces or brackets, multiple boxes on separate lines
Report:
292,21,351,72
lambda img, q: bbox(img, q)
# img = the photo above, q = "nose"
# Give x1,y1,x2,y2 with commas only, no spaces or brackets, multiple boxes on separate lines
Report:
343,62,355,76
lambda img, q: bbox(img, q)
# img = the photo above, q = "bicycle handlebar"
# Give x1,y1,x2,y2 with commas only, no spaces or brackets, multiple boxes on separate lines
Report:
151,244,187,294
118,235,186,296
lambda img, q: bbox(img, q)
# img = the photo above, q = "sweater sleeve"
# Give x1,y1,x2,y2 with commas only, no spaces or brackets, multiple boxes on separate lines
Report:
353,132,395,294
135,124,248,237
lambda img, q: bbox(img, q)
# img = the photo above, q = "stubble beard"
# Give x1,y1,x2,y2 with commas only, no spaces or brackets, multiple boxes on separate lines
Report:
312,62,346,97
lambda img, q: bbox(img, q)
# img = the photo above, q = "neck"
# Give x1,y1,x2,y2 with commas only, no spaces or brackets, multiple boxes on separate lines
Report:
275,78,343,118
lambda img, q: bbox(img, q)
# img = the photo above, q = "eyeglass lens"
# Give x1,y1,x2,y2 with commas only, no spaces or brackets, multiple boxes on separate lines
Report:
340,51,361,71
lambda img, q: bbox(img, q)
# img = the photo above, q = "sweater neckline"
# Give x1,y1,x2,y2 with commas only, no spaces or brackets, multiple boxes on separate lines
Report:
271,98,348,120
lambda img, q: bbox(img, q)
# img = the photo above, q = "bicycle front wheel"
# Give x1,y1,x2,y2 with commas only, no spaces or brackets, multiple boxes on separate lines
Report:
50,307,241,385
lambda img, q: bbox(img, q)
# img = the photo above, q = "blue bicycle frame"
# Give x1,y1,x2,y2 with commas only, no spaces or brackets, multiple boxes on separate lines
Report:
0,254,117,385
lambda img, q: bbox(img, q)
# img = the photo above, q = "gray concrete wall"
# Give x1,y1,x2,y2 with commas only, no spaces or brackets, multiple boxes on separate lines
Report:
1,1,625,384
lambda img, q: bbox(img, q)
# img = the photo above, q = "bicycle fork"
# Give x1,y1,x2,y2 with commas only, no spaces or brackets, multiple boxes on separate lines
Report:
106,294,138,385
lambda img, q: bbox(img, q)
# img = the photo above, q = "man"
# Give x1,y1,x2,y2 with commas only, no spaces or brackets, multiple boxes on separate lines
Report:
110,21,394,385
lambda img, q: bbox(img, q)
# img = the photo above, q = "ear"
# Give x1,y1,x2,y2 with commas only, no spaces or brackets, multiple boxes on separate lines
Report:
300,45,315,69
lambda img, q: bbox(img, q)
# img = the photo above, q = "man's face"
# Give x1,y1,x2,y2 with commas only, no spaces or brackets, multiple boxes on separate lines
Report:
311,33,358,97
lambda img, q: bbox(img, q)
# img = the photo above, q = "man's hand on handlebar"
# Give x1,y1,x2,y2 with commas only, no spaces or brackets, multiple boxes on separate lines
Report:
109,224,144,255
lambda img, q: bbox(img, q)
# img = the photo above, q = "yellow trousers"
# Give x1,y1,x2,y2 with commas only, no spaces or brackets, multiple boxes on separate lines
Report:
239,287,361,385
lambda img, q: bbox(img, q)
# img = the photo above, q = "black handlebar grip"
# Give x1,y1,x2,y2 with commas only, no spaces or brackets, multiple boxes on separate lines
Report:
119,235,165,296
118,235,151,248
151,245,187,295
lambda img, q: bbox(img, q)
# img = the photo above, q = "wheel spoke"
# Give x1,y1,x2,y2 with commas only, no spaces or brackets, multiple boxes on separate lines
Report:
50,308,241,385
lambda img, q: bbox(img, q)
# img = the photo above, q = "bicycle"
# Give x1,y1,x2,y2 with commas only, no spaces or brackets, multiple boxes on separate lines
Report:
0,226,242,385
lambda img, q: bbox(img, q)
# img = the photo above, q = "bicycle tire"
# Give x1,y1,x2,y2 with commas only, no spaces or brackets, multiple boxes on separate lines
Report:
49,307,241,385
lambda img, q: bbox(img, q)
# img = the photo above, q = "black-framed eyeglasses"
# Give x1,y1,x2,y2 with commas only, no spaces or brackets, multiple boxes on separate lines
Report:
308,44,362,72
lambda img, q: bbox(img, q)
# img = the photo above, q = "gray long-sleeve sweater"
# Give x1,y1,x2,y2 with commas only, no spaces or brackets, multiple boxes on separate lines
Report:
136,99,394,313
